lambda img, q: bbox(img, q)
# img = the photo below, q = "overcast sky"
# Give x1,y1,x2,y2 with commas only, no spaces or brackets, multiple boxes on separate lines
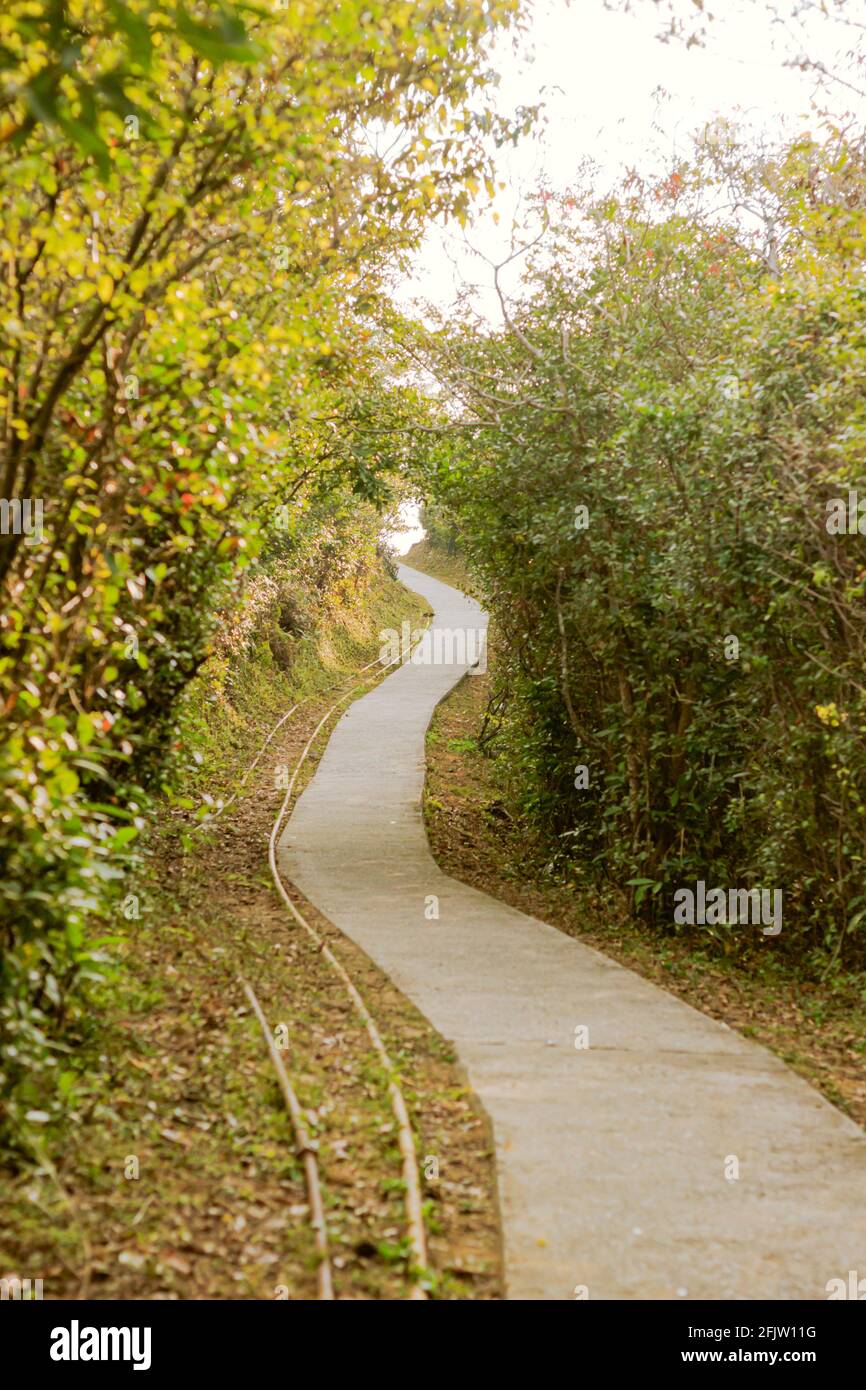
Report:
397,0,865,322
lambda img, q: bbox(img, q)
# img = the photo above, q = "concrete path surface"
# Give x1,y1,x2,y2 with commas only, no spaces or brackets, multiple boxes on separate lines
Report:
280,563,866,1300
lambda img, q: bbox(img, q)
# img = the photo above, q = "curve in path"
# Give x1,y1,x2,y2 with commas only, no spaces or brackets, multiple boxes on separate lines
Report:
280,564,866,1300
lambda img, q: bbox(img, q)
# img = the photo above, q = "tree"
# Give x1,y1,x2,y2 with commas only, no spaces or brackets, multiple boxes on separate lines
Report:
0,0,524,1147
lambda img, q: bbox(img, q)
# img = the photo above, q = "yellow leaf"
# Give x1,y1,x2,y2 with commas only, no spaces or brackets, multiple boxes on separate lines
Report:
97,275,114,304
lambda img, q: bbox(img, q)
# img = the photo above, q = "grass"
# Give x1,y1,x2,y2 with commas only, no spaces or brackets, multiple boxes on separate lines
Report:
402,537,473,592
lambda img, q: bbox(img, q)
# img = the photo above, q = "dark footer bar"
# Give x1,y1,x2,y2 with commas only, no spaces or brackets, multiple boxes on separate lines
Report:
3,1298,860,1374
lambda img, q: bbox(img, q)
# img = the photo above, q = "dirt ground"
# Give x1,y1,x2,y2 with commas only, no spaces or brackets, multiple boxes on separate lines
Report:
1,621,503,1301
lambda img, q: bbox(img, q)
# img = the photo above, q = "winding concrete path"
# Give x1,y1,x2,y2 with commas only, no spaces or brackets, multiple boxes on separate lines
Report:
280,564,866,1300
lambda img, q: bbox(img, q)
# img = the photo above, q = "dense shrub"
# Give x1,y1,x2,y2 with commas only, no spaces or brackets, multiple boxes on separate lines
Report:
417,131,866,970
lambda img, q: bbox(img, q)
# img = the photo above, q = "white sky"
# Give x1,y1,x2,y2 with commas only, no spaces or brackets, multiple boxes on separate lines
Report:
397,0,866,321
387,0,865,554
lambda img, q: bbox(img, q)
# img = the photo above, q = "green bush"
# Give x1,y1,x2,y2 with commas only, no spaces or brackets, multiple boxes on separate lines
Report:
418,132,866,970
